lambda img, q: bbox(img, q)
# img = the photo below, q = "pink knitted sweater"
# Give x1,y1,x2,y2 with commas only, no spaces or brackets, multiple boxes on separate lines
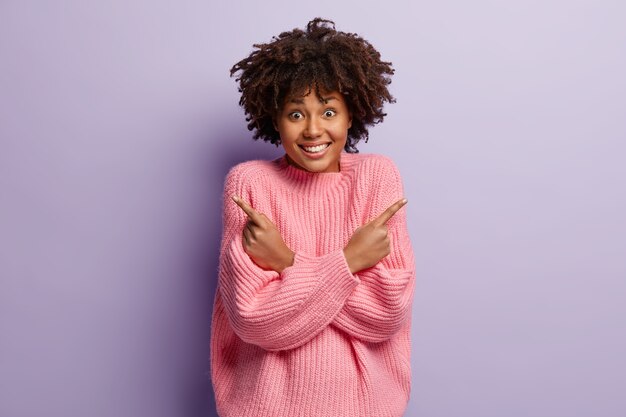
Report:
211,152,415,417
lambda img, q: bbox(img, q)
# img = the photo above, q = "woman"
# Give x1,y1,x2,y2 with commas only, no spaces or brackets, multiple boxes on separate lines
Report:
211,17,416,417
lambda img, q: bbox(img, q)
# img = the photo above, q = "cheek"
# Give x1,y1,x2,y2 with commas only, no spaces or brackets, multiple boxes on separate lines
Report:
330,125,349,142
280,129,299,145
276,124,293,142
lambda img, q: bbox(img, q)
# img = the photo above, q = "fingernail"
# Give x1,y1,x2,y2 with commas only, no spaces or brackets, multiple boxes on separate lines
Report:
402,198,408,204
231,195,239,202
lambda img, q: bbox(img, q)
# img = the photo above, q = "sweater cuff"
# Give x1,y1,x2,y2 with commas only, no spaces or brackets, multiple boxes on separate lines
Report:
290,250,360,305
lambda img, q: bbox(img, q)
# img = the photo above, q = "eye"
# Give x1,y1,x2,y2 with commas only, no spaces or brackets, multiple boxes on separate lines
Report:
288,111,303,121
323,109,336,118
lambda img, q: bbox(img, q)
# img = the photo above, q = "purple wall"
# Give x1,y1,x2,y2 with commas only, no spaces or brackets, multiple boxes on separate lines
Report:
1,1,625,416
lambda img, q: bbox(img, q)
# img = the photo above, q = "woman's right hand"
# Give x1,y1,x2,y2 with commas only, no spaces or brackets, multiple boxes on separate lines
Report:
343,198,407,274
232,196,295,273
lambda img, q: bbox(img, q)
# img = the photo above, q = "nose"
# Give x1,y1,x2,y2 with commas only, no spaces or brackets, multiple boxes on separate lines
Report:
304,117,323,138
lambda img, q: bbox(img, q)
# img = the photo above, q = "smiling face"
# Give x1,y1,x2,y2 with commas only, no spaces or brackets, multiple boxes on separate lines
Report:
274,89,352,173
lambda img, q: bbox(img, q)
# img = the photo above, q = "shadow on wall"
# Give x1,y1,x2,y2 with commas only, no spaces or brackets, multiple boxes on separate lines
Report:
192,124,283,417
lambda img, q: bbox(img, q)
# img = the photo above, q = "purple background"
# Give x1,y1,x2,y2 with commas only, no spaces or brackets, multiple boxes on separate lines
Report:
1,1,625,416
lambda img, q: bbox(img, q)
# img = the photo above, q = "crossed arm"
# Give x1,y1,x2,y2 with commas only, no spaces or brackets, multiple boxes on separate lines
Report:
217,171,415,351
232,195,407,275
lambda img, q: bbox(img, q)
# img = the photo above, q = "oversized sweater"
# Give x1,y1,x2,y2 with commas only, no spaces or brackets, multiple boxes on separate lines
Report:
211,152,416,417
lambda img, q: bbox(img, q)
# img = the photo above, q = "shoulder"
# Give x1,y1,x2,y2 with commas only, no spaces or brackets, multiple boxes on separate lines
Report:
223,159,277,193
225,158,281,182
346,153,405,202
226,158,276,178
344,152,402,182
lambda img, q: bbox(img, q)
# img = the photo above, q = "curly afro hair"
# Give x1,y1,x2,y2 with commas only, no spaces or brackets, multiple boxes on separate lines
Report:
230,18,395,153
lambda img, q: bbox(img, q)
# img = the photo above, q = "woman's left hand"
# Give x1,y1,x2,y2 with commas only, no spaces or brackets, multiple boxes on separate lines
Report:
232,196,295,273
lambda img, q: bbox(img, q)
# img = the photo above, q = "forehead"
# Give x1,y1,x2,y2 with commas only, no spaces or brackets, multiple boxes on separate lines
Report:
284,89,345,105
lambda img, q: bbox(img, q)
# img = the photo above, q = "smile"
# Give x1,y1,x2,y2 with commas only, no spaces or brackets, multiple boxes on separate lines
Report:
299,143,330,154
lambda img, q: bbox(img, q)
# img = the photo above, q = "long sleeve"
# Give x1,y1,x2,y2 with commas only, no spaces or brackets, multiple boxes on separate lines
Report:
217,166,359,351
332,158,416,342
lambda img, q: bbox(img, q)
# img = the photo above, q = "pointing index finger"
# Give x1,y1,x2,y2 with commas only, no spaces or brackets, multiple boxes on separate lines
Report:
232,195,263,224
373,198,408,225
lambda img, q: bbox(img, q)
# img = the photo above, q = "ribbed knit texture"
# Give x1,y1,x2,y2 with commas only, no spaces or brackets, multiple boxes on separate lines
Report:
211,152,416,417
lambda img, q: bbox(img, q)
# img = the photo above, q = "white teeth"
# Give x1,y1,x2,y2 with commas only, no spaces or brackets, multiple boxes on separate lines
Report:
302,143,330,153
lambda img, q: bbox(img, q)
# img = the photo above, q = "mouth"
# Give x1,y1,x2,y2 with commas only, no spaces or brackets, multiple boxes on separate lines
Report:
298,143,331,154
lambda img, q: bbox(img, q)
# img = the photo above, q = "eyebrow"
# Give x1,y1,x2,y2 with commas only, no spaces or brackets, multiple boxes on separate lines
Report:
288,96,338,104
